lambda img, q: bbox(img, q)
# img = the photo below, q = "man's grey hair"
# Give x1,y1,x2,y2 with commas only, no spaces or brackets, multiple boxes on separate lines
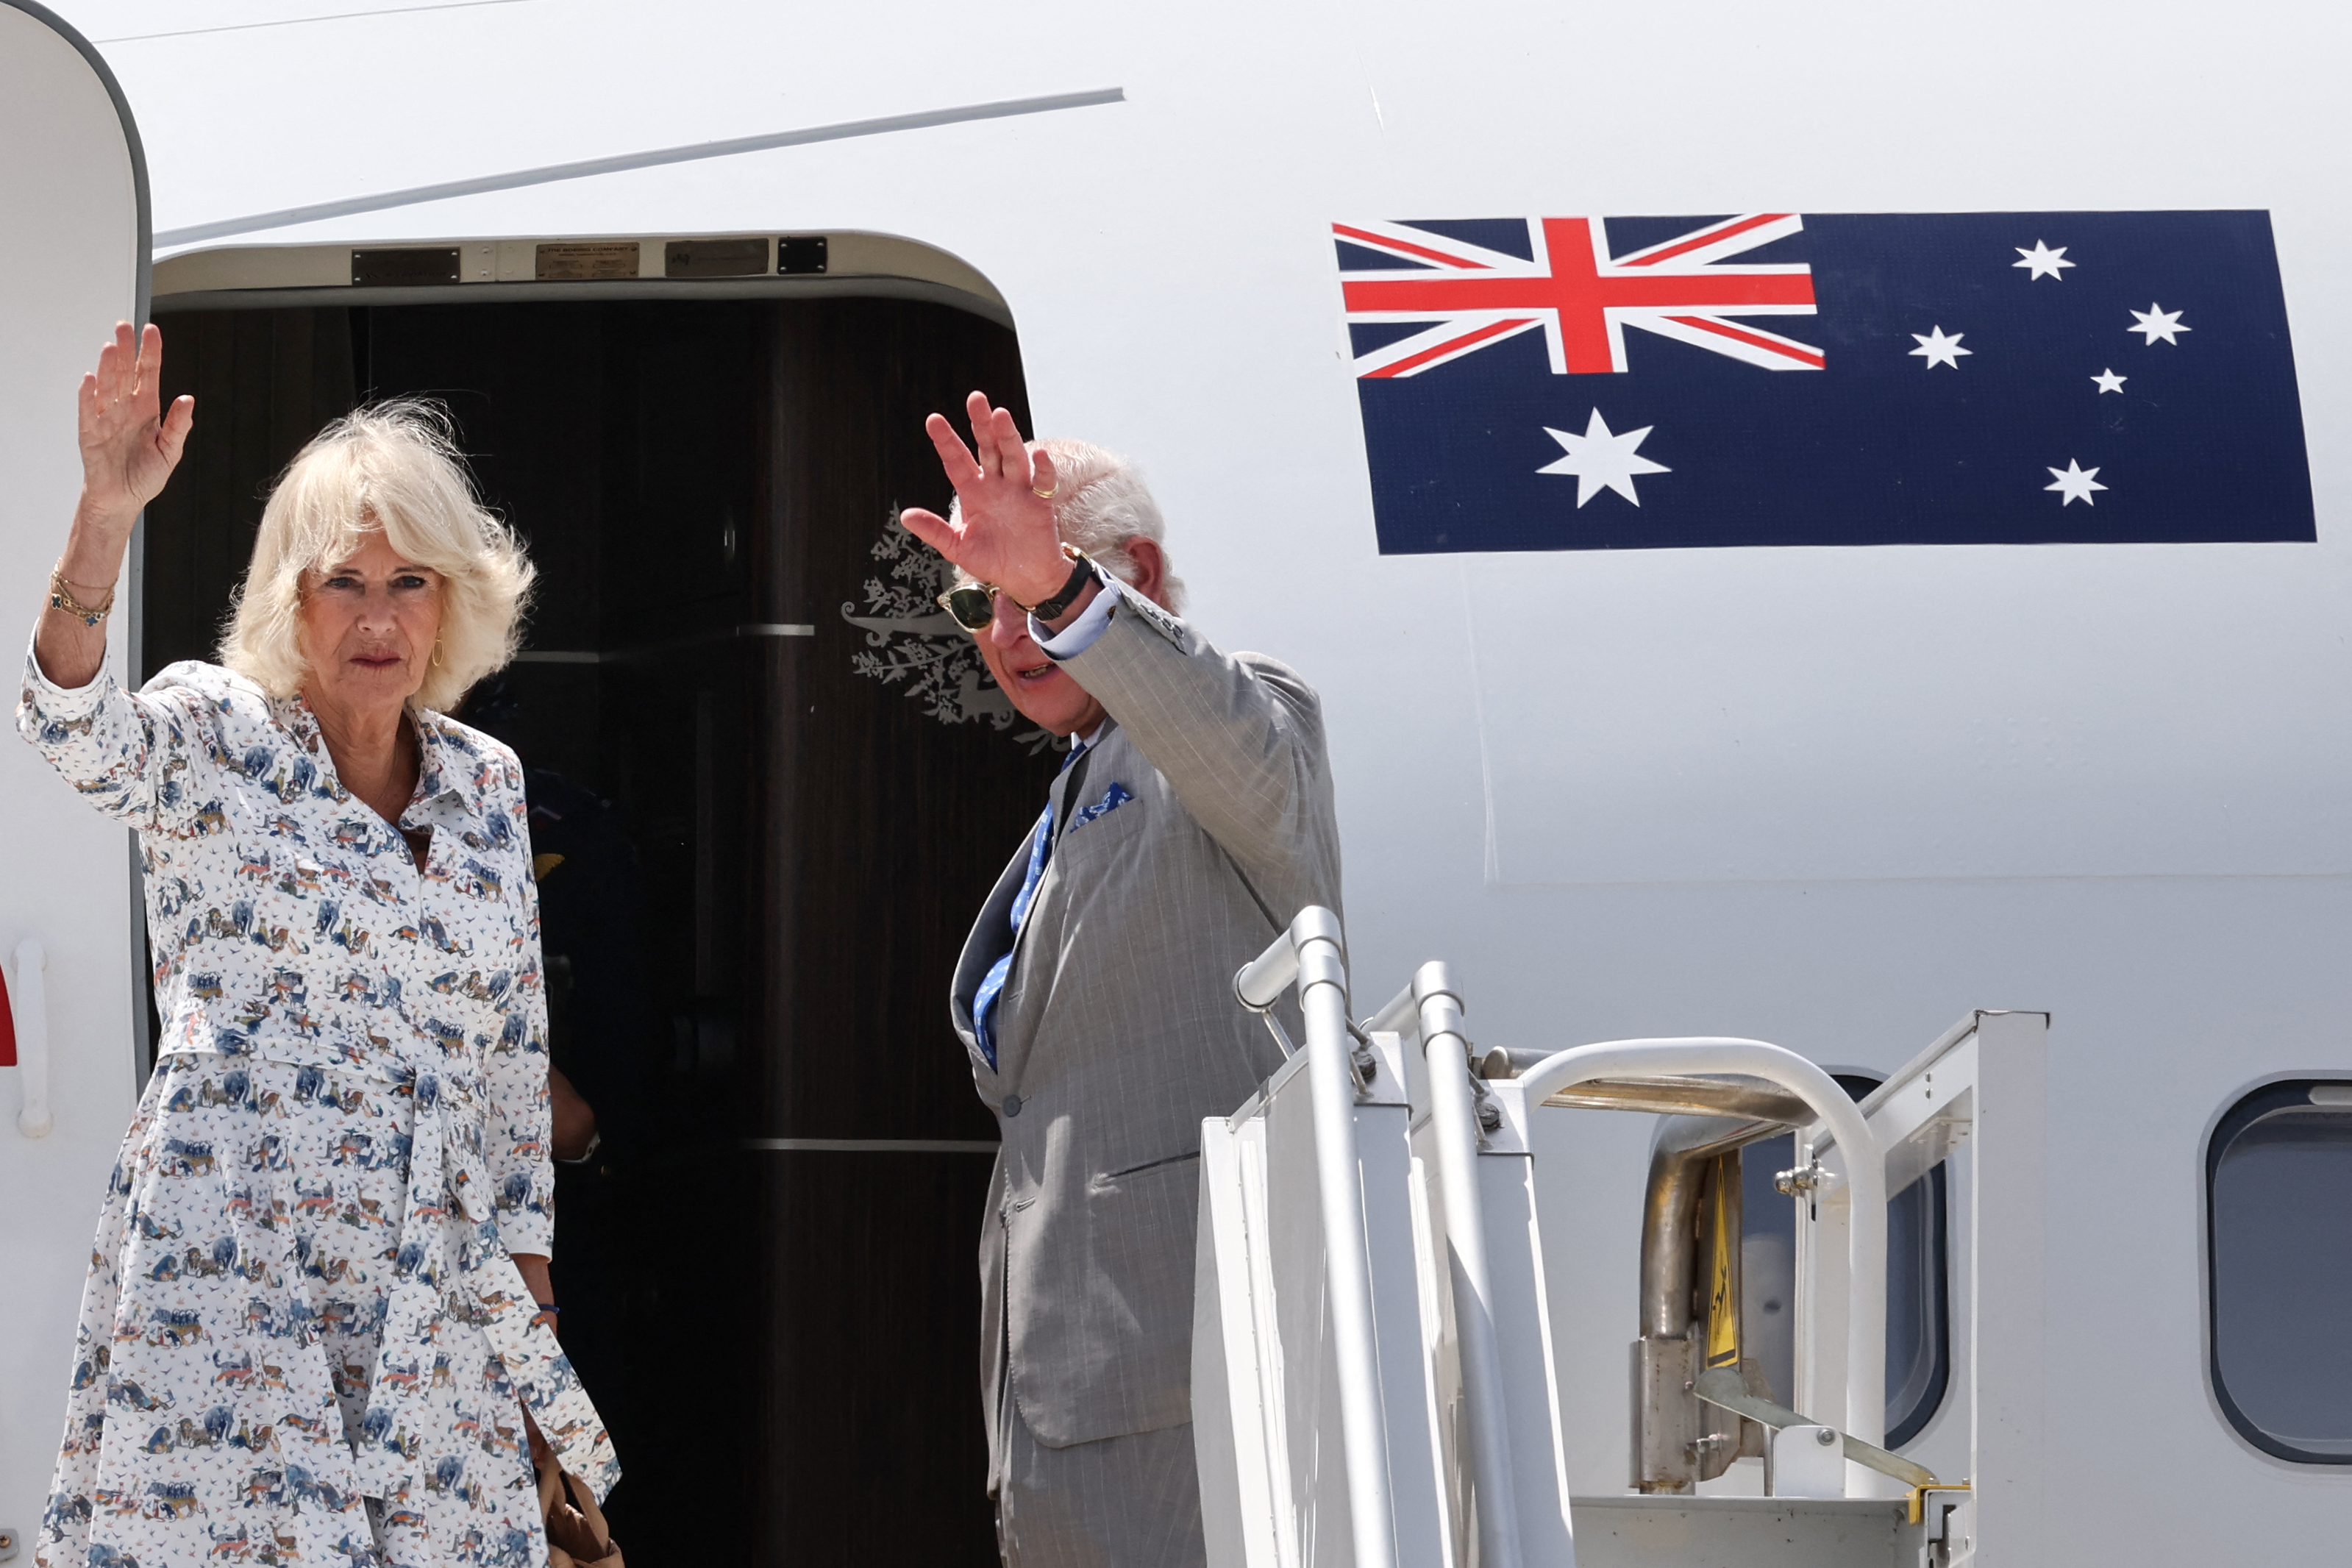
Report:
951,437,1186,615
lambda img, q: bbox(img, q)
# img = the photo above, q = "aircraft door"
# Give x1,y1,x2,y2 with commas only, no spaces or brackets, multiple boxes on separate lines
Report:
0,0,151,1544
133,284,1055,1562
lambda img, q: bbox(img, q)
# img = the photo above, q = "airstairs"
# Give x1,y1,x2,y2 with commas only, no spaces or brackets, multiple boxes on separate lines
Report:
1194,908,2044,1568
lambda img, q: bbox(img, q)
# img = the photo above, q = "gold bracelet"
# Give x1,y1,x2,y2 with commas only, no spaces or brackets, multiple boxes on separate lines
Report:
48,565,115,627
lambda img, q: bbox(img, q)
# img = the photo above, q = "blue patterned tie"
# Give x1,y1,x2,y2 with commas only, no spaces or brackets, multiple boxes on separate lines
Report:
973,741,1086,1069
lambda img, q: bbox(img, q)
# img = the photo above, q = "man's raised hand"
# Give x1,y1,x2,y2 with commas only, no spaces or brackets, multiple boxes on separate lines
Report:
899,391,1066,607
78,321,193,529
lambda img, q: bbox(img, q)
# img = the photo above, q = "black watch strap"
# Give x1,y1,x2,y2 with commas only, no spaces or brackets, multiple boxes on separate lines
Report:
1026,548,1100,621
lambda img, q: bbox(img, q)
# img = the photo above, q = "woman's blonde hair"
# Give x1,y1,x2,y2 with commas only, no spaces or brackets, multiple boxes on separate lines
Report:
219,400,534,713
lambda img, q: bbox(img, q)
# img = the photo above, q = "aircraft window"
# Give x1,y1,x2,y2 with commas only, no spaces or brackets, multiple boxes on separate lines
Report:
1739,1072,1950,1448
1880,1159,1950,1447
2207,1080,2352,1463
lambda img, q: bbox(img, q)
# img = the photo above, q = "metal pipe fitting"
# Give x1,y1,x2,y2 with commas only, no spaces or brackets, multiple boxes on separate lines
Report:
1639,1113,1792,1340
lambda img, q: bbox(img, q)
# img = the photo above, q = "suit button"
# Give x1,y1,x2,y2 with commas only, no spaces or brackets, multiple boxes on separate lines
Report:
1002,1094,1023,1118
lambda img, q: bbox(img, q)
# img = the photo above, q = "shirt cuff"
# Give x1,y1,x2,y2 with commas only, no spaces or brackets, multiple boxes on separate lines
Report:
18,635,113,722
1030,566,1120,660
500,1212,556,1260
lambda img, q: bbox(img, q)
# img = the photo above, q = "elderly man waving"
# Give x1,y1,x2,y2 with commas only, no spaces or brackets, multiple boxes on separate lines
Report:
900,395,1342,1567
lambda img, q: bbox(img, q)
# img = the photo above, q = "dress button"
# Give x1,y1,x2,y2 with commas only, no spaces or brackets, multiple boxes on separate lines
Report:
1002,1094,1023,1118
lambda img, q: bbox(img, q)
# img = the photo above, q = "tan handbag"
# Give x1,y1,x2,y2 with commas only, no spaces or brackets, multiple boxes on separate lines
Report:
537,1457,624,1567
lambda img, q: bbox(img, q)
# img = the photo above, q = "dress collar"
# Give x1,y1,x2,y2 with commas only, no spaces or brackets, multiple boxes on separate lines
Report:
407,708,475,816
276,691,480,821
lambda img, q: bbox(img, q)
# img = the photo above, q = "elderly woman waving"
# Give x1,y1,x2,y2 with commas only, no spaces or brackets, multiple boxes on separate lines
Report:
21,324,616,1568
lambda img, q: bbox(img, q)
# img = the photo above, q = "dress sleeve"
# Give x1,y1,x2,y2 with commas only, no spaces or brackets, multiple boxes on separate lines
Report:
487,779,558,1259
14,639,211,833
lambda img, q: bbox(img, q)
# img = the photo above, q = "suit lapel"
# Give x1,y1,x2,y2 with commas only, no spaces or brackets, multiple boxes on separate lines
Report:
1051,749,1094,849
1051,721,1119,838
954,727,1127,1074
950,826,1041,1055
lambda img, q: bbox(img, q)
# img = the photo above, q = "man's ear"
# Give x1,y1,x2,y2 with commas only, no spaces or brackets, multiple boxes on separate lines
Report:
1124,537,1170,609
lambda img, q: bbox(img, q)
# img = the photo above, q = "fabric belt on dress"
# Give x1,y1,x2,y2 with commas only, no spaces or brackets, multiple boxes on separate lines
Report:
341,1060,621,1503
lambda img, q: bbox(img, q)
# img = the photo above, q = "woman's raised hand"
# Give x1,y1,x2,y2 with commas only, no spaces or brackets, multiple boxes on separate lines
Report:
78,322,193,528
898,391,1066,607
39,324,193,688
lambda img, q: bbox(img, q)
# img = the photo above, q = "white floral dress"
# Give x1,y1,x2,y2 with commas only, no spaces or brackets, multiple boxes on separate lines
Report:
15,649,617,1568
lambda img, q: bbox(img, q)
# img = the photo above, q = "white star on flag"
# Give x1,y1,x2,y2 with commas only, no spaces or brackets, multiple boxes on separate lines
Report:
1909,326,1971,369
2129,303,2189,345
2013,240,2075,280
1537,409,1670,507
2045,460,2108,506
2092,368,2128,394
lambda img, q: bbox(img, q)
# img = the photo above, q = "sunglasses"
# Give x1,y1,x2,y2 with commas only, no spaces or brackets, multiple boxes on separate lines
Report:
935,582,1005,632
935,547,1097,633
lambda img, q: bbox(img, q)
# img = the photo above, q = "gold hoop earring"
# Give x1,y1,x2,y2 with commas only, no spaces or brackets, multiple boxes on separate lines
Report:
432,639,445,669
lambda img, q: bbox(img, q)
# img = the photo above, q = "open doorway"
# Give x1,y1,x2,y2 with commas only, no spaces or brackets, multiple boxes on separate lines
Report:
143,253,1055,1562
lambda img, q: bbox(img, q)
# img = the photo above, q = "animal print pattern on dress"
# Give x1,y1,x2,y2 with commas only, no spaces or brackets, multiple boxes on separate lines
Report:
45,1056,552,1568
16,651,619,1567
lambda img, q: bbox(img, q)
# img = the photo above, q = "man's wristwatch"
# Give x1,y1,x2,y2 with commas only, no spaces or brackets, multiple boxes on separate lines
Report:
1022,544,1099,621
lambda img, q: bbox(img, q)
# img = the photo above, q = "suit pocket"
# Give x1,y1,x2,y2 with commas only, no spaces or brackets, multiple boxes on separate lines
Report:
1064,781,1135,834
1067,1147,1202,1436
1090,1149,1200,1189
1055,791,1150,863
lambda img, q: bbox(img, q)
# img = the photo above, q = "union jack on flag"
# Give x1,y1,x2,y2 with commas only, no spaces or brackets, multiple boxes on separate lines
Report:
1336,214,1823,378
1336,210,2314,553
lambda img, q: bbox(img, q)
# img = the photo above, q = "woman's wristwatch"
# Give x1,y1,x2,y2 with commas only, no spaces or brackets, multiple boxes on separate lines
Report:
1021,544,1098,621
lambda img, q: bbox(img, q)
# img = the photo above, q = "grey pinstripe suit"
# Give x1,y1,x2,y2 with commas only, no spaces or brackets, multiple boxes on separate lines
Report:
949,587,1342,1565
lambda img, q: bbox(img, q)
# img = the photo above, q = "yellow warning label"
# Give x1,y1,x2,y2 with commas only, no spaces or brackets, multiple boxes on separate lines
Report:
1705,1168,1741,1370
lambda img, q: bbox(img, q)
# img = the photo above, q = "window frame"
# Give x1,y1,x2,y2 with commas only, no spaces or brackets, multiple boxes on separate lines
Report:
2203,1076,2352,1467
1742,1072,1953,1447
1827,1071,1952,1450
1881,1160,1952,1450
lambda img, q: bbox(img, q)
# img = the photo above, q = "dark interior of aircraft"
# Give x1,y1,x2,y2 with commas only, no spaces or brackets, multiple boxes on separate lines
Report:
141,293,1056,1561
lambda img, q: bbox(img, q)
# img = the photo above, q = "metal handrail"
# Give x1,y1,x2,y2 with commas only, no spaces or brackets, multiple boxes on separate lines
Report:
1233,908,1395,1568
1402,963,1523,1568
1512,1040,1889,1461
1479,1051,1815,1127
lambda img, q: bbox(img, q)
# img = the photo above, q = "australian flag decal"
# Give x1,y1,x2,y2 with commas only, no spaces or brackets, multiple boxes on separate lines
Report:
1336,212,2314,552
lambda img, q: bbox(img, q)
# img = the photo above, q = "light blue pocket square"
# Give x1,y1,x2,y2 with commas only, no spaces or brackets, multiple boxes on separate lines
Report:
1069,782,1134,831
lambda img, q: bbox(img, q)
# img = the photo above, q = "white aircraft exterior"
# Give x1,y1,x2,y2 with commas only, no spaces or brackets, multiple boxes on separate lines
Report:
1,1,2347,1563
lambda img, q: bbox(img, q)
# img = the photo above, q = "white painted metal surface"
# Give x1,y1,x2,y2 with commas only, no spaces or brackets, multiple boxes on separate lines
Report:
1567,1497,1915,1568
1788,1011,2047,1566
1953,1012,2048,1568
0,2,145,1546
1194,992,1440,1567
1768,1427,1845,1500
1213,999,2018,1561
1224,910,1403,1567
11,942,53,1140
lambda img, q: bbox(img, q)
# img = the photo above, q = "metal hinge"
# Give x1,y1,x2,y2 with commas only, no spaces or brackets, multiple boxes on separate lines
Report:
1344,1016,1380,1097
